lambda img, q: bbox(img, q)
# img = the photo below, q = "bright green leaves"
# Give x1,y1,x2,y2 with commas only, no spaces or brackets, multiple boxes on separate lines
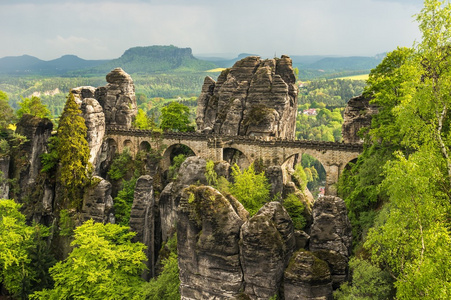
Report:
159,101,194,132
229,163,271,216
0,199,54,299
16,96,52,120
0,90,14,130
56,93,91,208
31,220,147,300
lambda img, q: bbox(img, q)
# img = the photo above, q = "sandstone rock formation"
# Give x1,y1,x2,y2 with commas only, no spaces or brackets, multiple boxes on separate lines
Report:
342,95,377,143
196,56,298,139
129,175,159,280
159,156,208,242
309,196,352,289
0,156,10,198
284,250,333,300
10,115,53,220
81,176,114,224
178,185,246,299
240,202,296,299
96,67,137,129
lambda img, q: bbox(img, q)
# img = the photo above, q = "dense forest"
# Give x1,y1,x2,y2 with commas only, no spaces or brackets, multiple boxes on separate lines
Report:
2,0,451,299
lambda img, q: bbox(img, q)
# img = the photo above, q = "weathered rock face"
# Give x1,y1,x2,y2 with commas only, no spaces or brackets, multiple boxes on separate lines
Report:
80,98,106,171
96,68,137,129
240,202,296,299
159,157,208,242
178,185,246,299
342,95,377,143
10,115,53,217
81,176,114,224
0,156,9,198
196,56,298,139
129,175,160,280
284,250,333,300
309,196,352,289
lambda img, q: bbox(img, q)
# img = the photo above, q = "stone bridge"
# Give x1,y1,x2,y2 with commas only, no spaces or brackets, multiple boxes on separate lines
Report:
105,127,363,195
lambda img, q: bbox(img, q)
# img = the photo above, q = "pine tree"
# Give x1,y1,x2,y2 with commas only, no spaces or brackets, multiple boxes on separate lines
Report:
57,93,91,208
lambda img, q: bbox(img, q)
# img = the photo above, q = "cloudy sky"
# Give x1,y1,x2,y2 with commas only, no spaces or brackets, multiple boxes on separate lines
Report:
0,0,424,60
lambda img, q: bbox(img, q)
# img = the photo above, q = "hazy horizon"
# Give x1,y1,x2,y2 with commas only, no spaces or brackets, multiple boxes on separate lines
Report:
0,0,424,61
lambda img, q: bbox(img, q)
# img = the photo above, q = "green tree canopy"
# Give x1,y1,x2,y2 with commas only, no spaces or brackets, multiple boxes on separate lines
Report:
31,220,147,300
56,93,91,208
16,96,52,120
159,101,194,132
0,91,14,129
229,163,271,216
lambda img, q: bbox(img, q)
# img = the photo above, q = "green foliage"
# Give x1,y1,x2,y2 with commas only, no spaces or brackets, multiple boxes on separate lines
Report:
292,163,308,191
133,108,157,130
16,96,51,120
229,163,271,216
56,93,91,208
107,148,134,181
58,209,74,237
282,194,306,230
114,178,138,226
334,258,394,300
298,79,366,106
31,220,146,300
168,154,186,180
160,101,194,132
0,199,55,299
0,90,15,129
142,234,180,300
205,160,218,186
296,107,344,142
40,136,60,175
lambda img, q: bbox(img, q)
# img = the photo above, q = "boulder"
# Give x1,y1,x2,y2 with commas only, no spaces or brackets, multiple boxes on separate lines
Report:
81,176,114,224
178,185,245,299
284,250,333,300
240,202,295,299
159,157,208,242
196,56,298,139
309,196,352,289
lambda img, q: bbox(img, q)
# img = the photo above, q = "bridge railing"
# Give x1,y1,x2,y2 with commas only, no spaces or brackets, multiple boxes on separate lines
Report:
106,126,363,152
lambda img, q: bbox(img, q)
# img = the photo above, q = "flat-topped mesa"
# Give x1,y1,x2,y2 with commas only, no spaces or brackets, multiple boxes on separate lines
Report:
196,55,298,139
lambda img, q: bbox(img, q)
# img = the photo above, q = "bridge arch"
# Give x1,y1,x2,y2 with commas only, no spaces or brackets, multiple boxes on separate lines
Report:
161,143,196,171
139,141,151,152
223,147,250,168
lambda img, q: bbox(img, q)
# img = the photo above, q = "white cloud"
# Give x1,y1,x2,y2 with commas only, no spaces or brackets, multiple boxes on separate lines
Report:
0,0,424,60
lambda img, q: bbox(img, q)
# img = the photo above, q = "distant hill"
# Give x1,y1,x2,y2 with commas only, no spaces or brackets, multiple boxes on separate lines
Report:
84,45,218,75
306,56,383,71
0,54,106,75
197,53,258,68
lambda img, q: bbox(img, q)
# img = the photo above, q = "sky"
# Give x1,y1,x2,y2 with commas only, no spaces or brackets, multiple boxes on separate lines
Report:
0,0,425,60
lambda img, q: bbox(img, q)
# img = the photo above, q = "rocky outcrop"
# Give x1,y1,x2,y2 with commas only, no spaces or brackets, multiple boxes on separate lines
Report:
342,95,377,143
80,98,106,170
196,56,298,139
178,185,246,299
159,157,207,242
81,176,114,224
129,175,159,280
0,156,9,198
10,115,53,217
95,68,137,129
284,250,333,300
240,202,296,299
309,196,352,289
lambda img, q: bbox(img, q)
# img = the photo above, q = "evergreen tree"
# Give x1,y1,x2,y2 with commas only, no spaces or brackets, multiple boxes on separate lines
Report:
56,93,91,209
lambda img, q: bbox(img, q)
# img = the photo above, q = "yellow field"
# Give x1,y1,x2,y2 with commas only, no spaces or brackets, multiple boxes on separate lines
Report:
206,68,226,73
337,74,369,80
